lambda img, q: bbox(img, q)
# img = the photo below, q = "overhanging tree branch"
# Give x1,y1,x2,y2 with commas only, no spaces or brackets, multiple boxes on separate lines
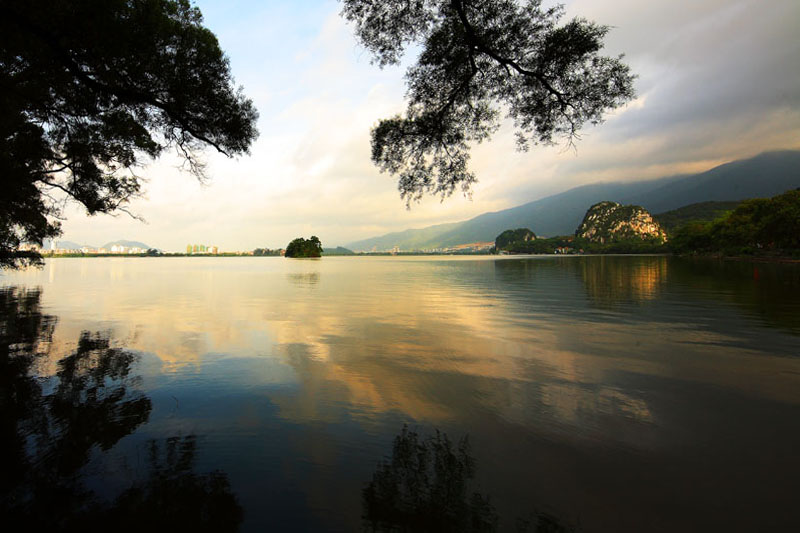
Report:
343,0,635,203
1,0,258,269
450,0,570,111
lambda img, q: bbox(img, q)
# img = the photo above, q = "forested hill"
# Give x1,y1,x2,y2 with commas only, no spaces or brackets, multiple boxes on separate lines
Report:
654,201,743,231
347,150,800,251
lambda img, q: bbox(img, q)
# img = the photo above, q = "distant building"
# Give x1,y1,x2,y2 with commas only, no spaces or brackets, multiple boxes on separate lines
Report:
185,243,218,254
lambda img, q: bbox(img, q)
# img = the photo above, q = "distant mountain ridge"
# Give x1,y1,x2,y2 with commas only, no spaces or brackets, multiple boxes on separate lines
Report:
42,239,88,250
101,240,151,250
42,238,152,250
347,150,800,251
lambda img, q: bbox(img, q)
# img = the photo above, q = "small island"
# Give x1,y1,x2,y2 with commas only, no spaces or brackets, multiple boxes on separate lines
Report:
285,236,323,258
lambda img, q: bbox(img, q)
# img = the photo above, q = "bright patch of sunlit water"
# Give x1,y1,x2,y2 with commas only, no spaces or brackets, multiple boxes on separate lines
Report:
2,256,799,531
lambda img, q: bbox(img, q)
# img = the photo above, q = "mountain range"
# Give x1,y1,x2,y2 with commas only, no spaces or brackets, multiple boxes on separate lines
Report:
346,150,800,251
43,239,152,250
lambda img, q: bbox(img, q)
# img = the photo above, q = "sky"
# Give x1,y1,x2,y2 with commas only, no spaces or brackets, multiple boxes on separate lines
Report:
57,0,800,251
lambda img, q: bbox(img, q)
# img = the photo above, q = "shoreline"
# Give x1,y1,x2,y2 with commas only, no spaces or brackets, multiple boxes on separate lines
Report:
31,252,800,262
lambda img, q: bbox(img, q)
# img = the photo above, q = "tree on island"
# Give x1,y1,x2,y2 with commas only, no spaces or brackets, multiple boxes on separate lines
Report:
495,228,536,250
1,0,258,268
342,0,635,205
285,236,323,258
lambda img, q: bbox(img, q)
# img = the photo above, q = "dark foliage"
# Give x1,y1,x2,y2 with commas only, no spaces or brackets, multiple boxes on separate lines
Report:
342,0,635,204
1,287,148,522
516,511,577,533
654,201,741,232
668,221,716,255
0,286,243,531
364,426,580,531
495,227,536,250
582,239,668,254
107,436,243,533
253,247,283,256
1,0,258,268
363,425,498,532
669,189,800,256
321,246,355,256
496,233,571,254
285,235,323,258
495,232,667,254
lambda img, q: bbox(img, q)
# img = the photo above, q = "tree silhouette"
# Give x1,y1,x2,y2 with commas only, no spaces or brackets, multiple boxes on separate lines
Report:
342,0,635,204
363,425,498,532
0,287,57,500
107,436,243,533
1,288,152,523
0,287,242,531
46,331,153,475
1,0,258,268
364,425,580,532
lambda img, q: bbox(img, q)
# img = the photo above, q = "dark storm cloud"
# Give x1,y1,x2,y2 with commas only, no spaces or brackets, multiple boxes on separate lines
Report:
542,0,800,179
573,0,799,133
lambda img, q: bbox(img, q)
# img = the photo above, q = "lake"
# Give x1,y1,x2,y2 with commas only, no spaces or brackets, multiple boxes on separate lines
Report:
2,255,799,532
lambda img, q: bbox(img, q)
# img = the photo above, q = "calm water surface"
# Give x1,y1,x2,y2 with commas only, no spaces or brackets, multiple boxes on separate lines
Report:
2,256,799,531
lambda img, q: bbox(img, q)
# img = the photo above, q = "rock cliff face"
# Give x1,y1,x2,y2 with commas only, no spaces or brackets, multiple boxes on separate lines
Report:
576,201,668,244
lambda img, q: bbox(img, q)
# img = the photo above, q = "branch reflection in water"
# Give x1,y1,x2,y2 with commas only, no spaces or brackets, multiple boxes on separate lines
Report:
363,425,576,532
0,286,242,531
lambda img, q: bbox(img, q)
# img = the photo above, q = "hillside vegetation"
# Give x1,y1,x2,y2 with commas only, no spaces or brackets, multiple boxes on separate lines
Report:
494,229,536,250
654,201,741,231
670,189,800,256
496,202,669,255
348,150,800,251
322,247,355,256
495,189,800,257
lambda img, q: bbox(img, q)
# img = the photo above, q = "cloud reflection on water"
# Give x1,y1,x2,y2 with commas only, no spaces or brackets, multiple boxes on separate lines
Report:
10,257,800,431
3,256,800,530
